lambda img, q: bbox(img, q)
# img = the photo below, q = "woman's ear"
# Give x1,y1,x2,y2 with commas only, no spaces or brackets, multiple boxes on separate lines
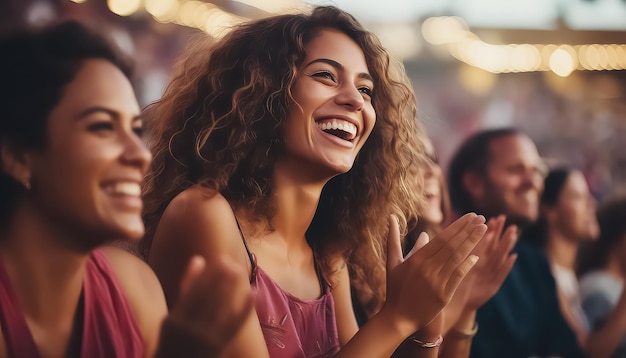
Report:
1,143,32,190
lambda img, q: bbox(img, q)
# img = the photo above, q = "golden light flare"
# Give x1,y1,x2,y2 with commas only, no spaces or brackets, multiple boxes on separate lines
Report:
549,47,577,77
422,15,626,75
107,0,141,17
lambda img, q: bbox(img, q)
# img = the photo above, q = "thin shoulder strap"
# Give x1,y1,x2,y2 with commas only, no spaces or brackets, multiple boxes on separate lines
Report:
233,215,256,272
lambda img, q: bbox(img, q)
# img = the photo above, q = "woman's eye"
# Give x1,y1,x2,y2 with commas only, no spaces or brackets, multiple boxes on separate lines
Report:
359,87,374,98
132,127,144,138
87,122,113,132
312,71,336,82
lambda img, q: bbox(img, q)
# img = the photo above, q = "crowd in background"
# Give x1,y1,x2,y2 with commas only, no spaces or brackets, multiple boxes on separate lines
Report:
2,0,624,203
1,1,626,357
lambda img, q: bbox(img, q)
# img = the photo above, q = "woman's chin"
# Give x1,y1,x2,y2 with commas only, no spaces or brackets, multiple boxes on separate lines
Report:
422,211,443,226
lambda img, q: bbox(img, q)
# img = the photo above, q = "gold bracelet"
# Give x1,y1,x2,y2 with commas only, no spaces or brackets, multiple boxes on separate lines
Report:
449,322,479,339
410,335,443,348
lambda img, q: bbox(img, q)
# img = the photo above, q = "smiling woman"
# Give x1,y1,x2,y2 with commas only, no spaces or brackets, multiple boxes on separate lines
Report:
142,5,489,358
0,21,253,357
42,59,149,242
0,21,155,357
280,28,376,177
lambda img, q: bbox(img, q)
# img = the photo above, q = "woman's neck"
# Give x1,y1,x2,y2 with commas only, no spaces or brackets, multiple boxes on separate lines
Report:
0,203,88,326
264,162,328,249
545,229,579,270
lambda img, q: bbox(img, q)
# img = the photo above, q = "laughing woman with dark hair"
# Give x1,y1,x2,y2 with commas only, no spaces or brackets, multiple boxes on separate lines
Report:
142,6,488,357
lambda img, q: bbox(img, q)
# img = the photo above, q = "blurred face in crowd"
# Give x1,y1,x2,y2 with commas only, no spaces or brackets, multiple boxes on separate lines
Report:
422,160,444,225
25,59,152,248
548,170,599,242
419,138,444,225
477,134,545,226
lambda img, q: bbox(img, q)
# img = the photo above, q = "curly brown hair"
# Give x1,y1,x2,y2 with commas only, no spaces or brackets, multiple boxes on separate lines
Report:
141,5,428,316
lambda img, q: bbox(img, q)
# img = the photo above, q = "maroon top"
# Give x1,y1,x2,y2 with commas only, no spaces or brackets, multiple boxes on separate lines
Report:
0,249,144,358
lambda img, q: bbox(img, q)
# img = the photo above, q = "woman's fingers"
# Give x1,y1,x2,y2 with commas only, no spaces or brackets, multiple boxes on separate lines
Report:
178,255,252,322
471,217,495,260
491,215,506,242
404,232,429,260
492,254,517,286
179,255,207,303
502,225,519,252
437,222,486,281
386,215,404,273
444,254,480,298
417,213,479,255
431,214,485,261
490,225,518,268
166,255,254,356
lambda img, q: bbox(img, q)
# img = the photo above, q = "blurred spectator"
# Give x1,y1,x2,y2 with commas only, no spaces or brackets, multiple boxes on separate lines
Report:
407,140,518,358
447,128,585,358
578,197,626,358
524,168,600,347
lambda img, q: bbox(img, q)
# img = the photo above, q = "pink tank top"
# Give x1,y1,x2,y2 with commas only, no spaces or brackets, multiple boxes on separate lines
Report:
0,249,144,358
236,221,340,357
252,259,340,358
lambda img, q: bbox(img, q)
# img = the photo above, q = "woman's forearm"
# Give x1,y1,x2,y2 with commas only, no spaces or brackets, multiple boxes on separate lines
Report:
439,309,477,358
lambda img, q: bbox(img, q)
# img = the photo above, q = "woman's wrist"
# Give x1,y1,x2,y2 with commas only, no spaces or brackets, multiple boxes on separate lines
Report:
407,313,444,349
408,334,444,348
375,305,420,340
448,309,477,339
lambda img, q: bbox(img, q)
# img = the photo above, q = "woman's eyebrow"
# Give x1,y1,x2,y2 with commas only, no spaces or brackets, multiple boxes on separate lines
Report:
305,58,373,82
77,106,118,121
76,106,141,122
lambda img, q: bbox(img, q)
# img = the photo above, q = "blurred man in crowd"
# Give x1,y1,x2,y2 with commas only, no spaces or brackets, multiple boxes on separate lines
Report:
447,128,584,358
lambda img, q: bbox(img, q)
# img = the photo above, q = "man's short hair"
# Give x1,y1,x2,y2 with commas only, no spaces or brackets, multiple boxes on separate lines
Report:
447,128,521,214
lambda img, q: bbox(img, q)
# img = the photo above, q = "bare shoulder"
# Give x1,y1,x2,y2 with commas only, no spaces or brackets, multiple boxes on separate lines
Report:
152,186,244,258
99,246,167,357
160,187,235,234
98,246,165,305
148,186,251,307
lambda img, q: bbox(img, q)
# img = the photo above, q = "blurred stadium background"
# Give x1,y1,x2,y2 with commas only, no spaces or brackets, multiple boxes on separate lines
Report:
2,0,625,200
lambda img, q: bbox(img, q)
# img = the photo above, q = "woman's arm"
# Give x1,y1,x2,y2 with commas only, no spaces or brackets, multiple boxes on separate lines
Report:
103,243,254,357
439,217,517,358
333,214,486,357
391,314,443,358
439,309,477,358
584,288,626,358
148,187,270,358
334,266,437,358
390,230,444,358
155,255,254,357
441,216,517,334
